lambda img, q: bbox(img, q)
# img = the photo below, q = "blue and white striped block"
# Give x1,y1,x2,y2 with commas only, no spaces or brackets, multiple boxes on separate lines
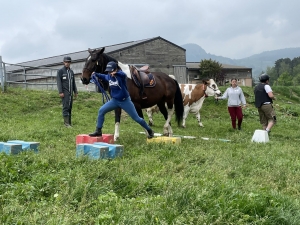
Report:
0,142,23,155
76,144,110,160
7,140,39,152
93,142,124,158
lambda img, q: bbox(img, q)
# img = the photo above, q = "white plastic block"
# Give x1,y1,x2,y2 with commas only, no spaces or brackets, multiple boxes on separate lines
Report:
251,130,269,143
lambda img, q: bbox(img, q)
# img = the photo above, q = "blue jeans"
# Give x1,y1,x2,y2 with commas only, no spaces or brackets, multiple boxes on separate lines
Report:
96,97,151,130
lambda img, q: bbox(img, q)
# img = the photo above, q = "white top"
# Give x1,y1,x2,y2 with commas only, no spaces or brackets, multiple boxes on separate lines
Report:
263,84,273,104
219,86,246,107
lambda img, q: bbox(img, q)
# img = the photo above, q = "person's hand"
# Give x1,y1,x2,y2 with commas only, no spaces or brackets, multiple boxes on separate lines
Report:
59,93,64,98
74,93,78,98
242,105,246,109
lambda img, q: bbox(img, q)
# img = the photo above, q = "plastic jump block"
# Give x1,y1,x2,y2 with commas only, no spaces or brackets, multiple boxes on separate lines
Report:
147,136,181,145
76,144,110,159
93,142,124,158
7,140,39,152
0,142,23,155
76,134,114,145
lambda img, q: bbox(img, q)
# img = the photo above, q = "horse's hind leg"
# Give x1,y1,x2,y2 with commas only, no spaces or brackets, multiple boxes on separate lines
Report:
114,107,122,141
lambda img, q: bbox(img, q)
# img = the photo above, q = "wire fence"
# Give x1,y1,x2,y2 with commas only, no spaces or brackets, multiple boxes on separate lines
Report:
0,56,59,92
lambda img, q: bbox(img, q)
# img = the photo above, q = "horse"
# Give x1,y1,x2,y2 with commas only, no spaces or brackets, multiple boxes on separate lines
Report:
81,47,184,140
146,79,222,128
145,74,177,126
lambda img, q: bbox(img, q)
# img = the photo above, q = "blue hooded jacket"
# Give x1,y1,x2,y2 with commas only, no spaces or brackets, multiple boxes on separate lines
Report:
94,70,130,101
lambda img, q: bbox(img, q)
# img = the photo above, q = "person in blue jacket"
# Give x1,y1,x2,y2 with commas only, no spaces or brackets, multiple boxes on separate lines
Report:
89,61,154,138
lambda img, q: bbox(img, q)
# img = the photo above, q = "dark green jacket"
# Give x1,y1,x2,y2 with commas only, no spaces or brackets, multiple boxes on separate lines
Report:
57,66,78,94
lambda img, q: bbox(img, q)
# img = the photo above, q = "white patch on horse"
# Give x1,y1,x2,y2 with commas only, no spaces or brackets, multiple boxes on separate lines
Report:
117,61,131,79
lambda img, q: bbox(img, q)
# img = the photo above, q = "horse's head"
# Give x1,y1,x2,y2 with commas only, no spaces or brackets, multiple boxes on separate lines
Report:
81,47,107,85
203,78,222,97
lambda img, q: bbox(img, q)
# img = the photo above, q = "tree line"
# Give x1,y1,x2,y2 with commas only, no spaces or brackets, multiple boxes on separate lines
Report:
266,56,300,86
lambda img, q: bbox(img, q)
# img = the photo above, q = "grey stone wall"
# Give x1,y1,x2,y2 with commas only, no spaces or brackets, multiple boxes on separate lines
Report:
109,39,186,76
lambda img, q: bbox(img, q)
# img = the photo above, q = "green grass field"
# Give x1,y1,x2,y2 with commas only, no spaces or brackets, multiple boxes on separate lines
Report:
1,85,300,224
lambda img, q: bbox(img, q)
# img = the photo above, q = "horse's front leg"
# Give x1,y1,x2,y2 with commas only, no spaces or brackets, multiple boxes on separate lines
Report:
195,111,204,127
114,107,122,141
145,108,154,126
162,102,174,137
165,107,174,137
182,106,189,128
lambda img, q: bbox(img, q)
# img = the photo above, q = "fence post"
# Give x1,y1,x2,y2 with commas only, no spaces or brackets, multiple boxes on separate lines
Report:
0,56,5,92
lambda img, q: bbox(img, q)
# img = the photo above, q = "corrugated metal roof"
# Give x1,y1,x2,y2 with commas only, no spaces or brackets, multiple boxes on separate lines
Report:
6,36,185,71
186,62,251,70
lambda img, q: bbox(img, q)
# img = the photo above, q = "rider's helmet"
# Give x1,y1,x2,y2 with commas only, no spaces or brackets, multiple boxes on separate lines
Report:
105,61,117,72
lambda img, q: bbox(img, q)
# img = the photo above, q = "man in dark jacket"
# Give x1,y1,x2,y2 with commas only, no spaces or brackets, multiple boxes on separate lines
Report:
254,74,276,133
57,56,78,127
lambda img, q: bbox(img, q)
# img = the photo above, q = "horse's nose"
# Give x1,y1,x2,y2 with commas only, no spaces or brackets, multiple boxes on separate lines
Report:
81,77,89,85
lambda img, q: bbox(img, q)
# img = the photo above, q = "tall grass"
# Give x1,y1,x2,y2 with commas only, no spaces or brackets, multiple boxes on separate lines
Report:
1,86,300,224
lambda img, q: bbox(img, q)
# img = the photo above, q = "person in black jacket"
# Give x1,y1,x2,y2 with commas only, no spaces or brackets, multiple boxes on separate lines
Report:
57,56,78,127
254,74,276,133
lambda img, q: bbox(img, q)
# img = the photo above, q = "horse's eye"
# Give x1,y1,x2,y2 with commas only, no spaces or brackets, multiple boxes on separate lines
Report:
212,84,216,88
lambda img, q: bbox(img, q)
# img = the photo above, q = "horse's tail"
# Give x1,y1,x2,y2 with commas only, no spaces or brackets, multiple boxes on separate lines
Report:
173,80,184,126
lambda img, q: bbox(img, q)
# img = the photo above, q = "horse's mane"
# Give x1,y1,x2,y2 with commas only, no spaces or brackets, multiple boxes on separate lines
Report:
102,53,117,63
102,53,121,70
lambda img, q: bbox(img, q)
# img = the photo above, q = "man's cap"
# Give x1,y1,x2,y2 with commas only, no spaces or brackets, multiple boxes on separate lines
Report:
104,61,117,72
63,56,72,62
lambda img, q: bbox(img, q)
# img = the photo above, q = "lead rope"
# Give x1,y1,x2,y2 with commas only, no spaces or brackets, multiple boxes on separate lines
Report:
91,74,110,104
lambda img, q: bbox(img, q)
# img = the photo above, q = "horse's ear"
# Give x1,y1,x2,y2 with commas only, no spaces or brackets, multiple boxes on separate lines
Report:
88,48,92,54
99,47,105,54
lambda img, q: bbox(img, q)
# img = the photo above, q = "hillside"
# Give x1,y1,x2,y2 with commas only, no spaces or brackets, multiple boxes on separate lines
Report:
182,43,300,79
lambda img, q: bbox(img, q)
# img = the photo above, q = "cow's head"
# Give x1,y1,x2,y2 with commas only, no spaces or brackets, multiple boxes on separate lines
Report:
203,79,222,97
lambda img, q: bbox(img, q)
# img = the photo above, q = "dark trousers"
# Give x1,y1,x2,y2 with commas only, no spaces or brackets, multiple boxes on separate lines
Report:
62,92,73,117
227,106,243,129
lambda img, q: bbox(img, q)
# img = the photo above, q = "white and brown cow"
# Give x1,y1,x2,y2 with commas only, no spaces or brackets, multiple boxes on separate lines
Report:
146,79,221,128
180,79,221,128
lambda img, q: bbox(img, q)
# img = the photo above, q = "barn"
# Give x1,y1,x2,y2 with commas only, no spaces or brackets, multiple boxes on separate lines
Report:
4,36,187,91
186,62,253,87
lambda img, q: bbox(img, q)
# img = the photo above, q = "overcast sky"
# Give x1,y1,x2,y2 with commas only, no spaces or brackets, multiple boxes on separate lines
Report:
0,0,299,63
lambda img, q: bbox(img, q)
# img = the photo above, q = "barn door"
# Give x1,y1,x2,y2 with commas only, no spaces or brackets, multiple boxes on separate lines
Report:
172,65,187,83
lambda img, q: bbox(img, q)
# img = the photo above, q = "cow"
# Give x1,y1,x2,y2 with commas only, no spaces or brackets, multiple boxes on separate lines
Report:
145,78,221,128
180,79,221,128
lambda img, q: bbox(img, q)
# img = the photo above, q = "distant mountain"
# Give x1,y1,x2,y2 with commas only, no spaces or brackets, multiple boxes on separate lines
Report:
181,43,300,79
